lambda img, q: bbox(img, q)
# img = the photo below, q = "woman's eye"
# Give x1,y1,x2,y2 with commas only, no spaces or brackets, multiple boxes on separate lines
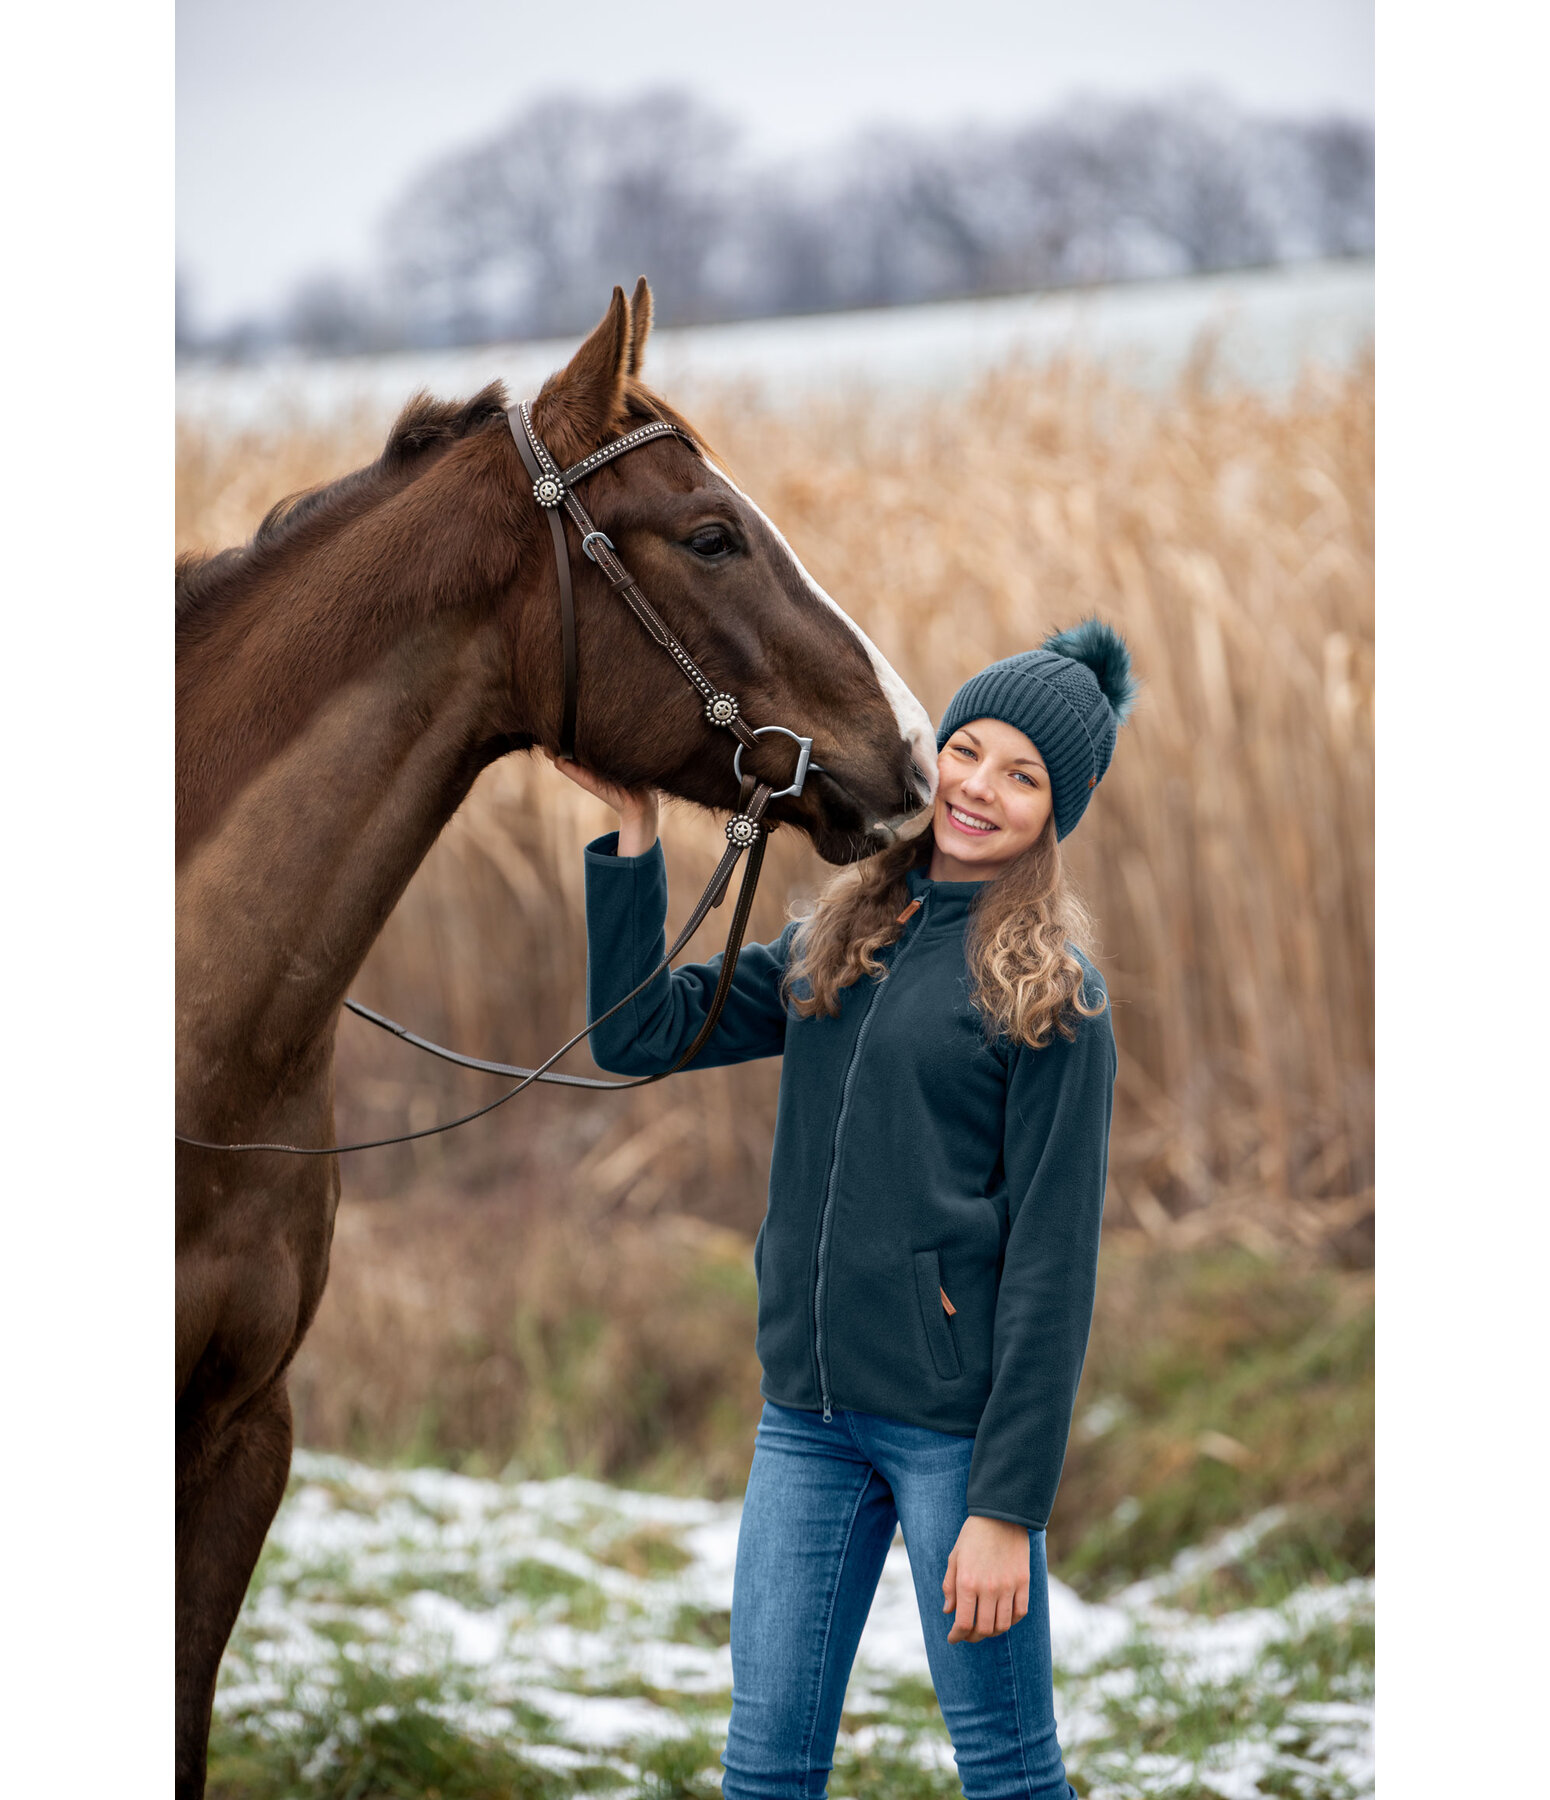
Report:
688,527,733,558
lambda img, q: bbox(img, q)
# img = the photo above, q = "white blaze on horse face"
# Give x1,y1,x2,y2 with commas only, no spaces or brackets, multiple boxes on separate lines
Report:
707,465,938,812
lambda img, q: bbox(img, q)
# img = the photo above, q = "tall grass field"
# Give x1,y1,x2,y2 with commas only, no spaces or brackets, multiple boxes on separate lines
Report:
178,353,1373,1237
180,351,1374,1798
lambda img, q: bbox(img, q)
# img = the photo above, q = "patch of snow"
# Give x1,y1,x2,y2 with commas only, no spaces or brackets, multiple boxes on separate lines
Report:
1114,1506,1290,1609
218,1456,1373,1797
178,260,1374,435
525,1688,697,1751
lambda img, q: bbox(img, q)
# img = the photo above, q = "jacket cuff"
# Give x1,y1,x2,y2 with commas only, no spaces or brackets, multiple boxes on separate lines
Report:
583,830,663,868
966,1506,1047,1533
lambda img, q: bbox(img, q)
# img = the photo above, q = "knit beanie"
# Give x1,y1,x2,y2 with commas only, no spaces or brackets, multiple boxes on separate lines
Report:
935,619,1138,839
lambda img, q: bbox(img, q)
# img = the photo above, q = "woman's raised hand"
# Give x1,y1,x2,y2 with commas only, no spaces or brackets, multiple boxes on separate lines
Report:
544,750,660,857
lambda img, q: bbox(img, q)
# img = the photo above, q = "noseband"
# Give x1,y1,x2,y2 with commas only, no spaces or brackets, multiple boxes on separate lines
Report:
177,401,825,1156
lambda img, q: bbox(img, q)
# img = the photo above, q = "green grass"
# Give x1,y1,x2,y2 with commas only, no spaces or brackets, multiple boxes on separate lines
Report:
216,1243,1373,1797
1159,1513,1371,1617
594,1525,694,1579
211,1460,1372,1800
829,1674,958,1799
629,1732,724,1798
299,1241,1374,1615
209,1660,574,1800
664,1604,732,1649
1058,1591,1373,1800
210,1654,730,1800
1050,1246,1373,1601
827,1742,963,1799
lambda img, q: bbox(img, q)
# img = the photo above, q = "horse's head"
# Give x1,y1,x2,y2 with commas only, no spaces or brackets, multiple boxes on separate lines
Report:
517,281,936,864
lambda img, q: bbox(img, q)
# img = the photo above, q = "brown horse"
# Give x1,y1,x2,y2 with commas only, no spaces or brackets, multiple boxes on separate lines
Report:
175,279,935,1795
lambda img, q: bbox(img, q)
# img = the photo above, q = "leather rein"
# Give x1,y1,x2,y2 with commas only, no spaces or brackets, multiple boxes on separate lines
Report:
176,401,821,1156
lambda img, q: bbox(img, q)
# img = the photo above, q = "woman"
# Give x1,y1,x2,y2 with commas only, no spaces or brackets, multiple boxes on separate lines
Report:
551,620,1135,1800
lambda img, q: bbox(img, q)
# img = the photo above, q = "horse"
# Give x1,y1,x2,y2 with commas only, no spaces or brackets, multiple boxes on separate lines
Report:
174,278,937,1796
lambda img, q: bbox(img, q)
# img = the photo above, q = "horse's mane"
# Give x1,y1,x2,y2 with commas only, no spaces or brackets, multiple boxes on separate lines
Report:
175,382,513,647
175,373,716,659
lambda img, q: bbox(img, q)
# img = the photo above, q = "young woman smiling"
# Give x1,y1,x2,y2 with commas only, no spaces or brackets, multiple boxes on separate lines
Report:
553,620,1136,1800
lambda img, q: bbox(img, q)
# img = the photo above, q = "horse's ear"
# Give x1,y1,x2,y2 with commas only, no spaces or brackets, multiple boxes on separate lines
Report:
627,276,653,377
539,286,631,454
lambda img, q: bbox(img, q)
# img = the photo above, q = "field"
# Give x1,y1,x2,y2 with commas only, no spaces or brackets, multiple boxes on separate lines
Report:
209,1445,1372,1800
177,348,1374,1240
176,258,1373,432
179,343,1374,1796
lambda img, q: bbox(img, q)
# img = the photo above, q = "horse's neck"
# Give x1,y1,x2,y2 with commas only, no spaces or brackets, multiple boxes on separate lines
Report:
176,600,521,1083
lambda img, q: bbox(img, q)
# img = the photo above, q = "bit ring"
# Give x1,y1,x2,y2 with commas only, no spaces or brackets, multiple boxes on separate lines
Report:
732,725,818,801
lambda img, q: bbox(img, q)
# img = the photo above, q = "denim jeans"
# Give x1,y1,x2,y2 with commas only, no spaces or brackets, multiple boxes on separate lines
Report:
721,1402,1075,1800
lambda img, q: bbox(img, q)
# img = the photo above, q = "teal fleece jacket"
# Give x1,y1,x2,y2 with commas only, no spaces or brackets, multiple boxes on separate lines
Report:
583,832,1117,1530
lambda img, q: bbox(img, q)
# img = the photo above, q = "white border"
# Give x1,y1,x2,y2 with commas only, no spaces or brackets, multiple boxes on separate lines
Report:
3,0,171,1785
1378,0,1550,1787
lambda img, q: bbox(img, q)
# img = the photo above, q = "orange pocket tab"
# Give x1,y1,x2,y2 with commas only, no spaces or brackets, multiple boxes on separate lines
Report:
939,1287,957,1316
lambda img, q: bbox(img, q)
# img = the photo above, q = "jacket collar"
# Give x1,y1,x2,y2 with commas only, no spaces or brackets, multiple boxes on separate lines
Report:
905,862,984,920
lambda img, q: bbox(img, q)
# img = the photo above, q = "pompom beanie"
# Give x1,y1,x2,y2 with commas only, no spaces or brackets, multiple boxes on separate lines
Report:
935,618,1138,839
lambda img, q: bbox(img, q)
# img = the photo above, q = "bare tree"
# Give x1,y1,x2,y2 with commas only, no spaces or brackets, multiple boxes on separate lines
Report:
243,89,1373,357
383,91,738,345
282,274,397,356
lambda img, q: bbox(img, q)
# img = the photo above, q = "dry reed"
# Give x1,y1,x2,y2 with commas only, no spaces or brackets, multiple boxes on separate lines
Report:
178,353,1373,1245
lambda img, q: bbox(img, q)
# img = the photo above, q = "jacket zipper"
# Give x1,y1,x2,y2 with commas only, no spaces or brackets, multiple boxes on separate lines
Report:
813,892,930,1421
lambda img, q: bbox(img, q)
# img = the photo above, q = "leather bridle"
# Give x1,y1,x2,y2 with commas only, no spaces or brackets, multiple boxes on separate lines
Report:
176,401,823,1156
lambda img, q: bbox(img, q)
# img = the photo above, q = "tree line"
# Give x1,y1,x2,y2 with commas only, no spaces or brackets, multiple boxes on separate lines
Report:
181,89,1373,360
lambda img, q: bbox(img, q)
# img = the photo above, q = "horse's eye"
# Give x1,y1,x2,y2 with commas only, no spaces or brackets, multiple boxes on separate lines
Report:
687,526,734,559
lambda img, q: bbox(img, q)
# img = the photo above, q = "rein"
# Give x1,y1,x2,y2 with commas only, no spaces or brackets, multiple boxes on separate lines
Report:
176,401,821,1157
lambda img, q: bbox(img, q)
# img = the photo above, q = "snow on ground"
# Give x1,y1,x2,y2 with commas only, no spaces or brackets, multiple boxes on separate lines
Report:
177,258,1373,435
216,1452,1373,1797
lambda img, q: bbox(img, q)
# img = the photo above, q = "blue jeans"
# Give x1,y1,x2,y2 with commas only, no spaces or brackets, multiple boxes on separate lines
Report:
722,1402,1075,1800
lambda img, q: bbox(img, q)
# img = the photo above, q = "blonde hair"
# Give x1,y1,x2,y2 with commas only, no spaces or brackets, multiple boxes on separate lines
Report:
782,819,1107,1049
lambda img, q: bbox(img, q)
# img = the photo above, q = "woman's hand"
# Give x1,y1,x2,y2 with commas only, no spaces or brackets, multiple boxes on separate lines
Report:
544,750,660,856
942,1516,1031,1644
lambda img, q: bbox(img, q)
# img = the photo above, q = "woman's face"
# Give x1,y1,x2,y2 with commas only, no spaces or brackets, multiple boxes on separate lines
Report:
932,716,1054,873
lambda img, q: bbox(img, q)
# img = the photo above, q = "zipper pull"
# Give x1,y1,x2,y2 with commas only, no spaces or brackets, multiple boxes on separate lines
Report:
822,1403,832,1423
895,898,922,926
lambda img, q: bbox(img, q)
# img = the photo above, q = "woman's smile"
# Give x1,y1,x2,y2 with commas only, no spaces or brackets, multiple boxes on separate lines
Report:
945,802,999,836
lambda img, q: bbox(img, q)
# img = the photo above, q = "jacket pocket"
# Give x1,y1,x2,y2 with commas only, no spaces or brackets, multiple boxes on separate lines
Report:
913,1249,962,1381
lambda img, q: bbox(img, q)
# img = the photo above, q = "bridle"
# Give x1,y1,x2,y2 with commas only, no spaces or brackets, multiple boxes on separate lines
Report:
505,401,818,795
176,401,824,1156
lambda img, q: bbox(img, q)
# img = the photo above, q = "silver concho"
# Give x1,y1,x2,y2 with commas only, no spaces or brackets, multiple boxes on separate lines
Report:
704,693,740,727
725,814,760,847
532,474,565,509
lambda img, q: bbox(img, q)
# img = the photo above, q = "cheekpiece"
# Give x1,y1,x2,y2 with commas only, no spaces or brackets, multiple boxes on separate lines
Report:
704,693,741,728
532,473,565,509
725,813,761,847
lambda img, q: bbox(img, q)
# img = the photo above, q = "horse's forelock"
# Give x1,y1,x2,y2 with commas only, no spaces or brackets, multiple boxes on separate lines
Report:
382,381,510,468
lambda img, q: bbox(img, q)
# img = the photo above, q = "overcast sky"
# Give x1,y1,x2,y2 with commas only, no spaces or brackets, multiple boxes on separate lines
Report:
177,0,1373,331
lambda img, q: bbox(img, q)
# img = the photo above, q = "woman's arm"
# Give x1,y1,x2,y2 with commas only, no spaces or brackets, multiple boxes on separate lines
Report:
966,958,1118,1532
551,753,794,1077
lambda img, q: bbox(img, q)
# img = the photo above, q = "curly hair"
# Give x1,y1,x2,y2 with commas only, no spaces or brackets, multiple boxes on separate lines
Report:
781,817,1106,1049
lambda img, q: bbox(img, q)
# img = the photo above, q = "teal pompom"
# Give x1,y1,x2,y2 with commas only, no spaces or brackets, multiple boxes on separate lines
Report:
1042,617,1138,724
